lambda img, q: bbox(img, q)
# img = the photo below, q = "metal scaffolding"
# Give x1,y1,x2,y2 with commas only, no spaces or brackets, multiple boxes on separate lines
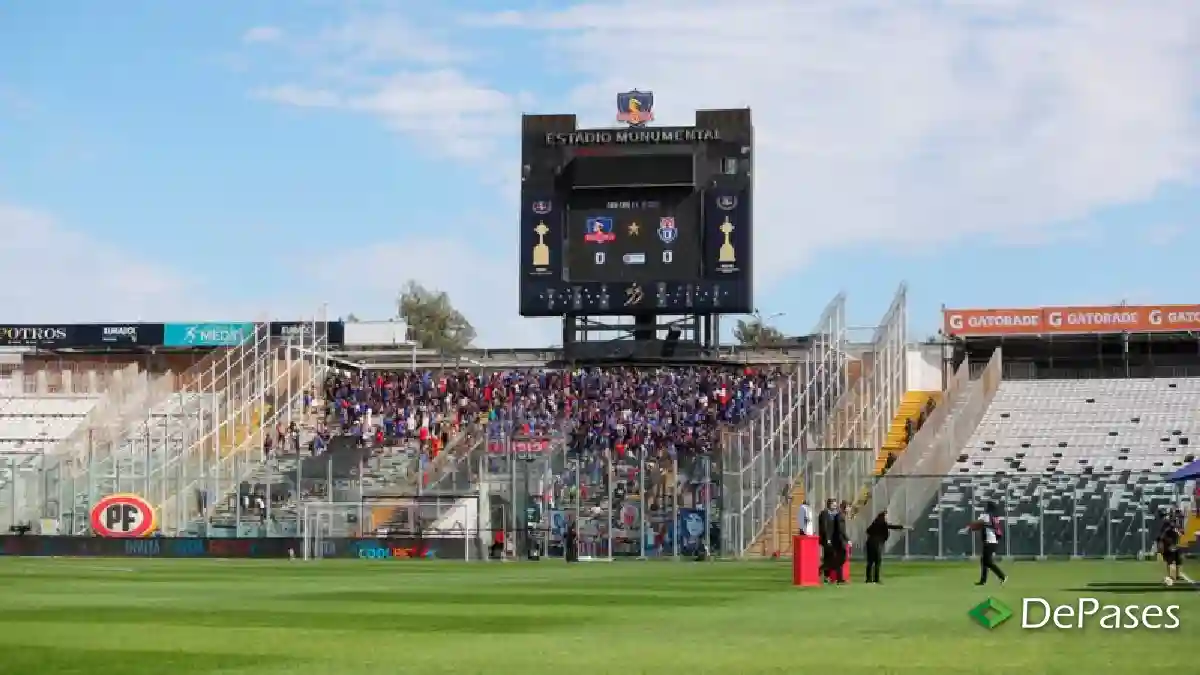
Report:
14,313,331,535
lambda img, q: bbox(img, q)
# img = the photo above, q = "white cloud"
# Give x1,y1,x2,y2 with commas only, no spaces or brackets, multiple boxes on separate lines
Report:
315,14,464,66
247,17,516,162
317,236,558,346
0,203,326,324
1143,223,1184,247
0,203,191,321
474,0,1200,287
243,26,284,44
254,84,342,108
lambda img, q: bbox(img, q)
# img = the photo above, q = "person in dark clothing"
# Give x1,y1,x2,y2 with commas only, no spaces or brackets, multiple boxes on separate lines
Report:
883,452,897,474
817,499,848,584
864,510,906,583
1158,510,1182,585
817,499,836,581
564,521,579,563
969,501,1007,586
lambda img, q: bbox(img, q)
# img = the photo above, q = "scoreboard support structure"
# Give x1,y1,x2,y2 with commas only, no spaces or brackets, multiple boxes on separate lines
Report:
561,314,719,358
519,108,754,359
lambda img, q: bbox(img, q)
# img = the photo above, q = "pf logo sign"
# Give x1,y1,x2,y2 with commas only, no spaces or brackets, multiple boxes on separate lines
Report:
90,493,156,537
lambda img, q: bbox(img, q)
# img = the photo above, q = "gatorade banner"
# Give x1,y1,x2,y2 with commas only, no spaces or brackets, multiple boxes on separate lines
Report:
943,304,1200,337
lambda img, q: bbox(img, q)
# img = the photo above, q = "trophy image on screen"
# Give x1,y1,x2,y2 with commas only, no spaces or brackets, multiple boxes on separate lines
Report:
532,222,550,267
718,217,736,264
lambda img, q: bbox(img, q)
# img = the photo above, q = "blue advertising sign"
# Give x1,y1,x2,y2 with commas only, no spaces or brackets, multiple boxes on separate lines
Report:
163,322,255,347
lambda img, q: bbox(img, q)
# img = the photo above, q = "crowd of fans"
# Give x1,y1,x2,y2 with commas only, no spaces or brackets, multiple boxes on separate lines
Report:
315,364,789,552
320,365,783,462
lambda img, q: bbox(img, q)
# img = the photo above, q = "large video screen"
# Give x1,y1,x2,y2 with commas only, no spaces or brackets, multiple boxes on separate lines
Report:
518,118,753,317
565,200,701,283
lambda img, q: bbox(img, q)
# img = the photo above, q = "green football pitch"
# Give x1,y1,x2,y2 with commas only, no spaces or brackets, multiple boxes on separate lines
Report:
0,557,1195,674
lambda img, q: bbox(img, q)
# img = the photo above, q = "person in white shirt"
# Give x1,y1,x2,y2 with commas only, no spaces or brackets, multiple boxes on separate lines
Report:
796,499,814,536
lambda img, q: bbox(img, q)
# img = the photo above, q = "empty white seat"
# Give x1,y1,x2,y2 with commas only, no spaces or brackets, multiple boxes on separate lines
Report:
0,396,100,451
953,378,1198,476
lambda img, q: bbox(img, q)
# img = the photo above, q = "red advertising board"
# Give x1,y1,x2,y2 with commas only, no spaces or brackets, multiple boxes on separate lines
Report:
943,304,1200,337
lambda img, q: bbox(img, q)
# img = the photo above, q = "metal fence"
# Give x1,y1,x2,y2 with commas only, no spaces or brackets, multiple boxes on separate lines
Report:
719,292,852,556
867,473,1192,559
0,319,332,536
850,348,1003,541
799,285,908,537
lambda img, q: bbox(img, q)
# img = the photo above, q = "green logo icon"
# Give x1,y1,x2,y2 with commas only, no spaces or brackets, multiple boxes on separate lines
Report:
968,597,1013,629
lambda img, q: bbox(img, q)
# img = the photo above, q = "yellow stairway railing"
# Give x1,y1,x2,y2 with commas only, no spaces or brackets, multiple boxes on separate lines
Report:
875,390,940,474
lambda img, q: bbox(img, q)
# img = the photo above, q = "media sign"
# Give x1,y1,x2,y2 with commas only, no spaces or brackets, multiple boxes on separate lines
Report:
163,322,256,347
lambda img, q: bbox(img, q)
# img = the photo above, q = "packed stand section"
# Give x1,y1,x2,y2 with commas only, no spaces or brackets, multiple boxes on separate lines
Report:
535,366,786,557
245,365,786,544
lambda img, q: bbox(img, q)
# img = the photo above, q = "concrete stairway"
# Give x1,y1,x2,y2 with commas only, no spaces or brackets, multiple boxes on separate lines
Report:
746,484,805,558
874,390,940,474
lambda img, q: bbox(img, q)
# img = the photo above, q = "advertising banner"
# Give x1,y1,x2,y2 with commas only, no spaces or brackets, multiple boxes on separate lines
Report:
163,322,256,347
0,325,74,347
87,323,165,348
0,535,470,559
269,321,345,345
943,304,1200,337
0,323,166,348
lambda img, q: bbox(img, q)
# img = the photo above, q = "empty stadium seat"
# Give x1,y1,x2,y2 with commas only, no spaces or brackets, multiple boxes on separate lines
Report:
0,395,99,452
957,378,1197,475
901,378,1195,558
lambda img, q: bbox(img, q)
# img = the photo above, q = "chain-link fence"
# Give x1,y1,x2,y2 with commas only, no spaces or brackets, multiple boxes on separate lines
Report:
486,426,717,560
869,473,1191,559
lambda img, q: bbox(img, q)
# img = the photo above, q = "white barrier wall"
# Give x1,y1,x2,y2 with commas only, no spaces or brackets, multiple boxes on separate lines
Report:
906,344,943,392
431,497,478,535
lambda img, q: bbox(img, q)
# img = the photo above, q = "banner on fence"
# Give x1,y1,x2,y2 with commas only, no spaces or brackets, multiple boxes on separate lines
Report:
0,536,468,559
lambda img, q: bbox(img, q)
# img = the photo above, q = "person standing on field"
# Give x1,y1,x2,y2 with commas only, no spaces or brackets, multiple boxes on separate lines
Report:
969,501,1007,586
864,510,906,584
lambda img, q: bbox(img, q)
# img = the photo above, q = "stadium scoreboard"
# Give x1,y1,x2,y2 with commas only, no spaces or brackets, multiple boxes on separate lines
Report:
519,107,754,317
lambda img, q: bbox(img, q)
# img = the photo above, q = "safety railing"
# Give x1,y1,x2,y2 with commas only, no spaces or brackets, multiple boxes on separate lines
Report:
721,292,851,557
864,472,1185,559
153,324,328,533
798,285,907,533
852,348,1003,541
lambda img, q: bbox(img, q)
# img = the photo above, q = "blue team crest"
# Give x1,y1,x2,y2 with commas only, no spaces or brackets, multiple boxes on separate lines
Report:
584,216,616,243
617,90,655,127
657,217,677,244
532,200,552,215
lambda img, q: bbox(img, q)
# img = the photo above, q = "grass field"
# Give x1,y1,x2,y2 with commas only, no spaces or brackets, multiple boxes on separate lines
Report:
0,557,1195,674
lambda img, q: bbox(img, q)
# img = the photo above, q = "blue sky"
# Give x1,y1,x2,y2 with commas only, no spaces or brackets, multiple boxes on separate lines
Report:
1,0,1197,346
